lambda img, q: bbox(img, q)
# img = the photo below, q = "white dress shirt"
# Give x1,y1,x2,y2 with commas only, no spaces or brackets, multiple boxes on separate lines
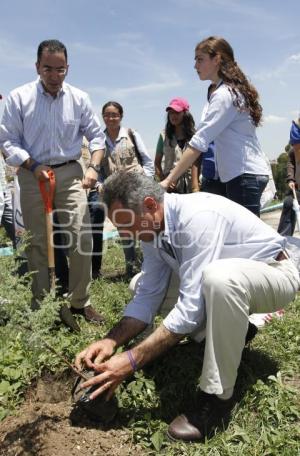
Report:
0,79,105,166
189,83,269,182
124,192,286,334
105,126,154,177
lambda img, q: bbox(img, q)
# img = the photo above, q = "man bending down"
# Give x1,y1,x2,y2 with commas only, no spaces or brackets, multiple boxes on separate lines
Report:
75,171,299,442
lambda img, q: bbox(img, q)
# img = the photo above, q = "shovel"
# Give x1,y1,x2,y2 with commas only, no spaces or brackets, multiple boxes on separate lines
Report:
292,188,300,233
39,171,56,292
39,171,80,332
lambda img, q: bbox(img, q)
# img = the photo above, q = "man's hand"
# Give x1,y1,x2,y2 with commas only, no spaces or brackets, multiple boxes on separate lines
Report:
75,323,184,401
78,351,133,400
75,338,116,371
75,317,147,371
288,181,296,191
82,167,98,189
33,165,52,181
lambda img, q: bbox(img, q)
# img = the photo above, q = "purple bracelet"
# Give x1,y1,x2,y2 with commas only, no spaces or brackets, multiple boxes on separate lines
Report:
126,350,138,371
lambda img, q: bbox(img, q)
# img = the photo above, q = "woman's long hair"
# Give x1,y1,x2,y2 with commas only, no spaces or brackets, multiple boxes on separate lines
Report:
196,36,262,126
165,111,196,144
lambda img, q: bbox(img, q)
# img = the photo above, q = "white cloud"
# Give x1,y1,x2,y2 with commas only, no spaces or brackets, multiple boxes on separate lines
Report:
169,0,267,18
254,51,300,81
0,39,34,69
264,115,288,124
288,53,300,62
89,78,183,99
72,34,184,100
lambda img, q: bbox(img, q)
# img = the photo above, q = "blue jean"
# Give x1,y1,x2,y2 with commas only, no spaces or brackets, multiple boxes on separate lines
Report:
201,177,227,197
88,190,105,276
225,173,269,217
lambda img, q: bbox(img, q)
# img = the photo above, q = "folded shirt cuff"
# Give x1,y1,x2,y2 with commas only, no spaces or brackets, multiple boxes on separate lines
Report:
123,304,155,325
189,136,209,153
163,310,200,335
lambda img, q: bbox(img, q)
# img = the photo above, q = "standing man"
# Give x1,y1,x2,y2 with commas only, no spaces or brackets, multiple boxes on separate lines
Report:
0,39,105,324
75,172,299,442
278,115,300,235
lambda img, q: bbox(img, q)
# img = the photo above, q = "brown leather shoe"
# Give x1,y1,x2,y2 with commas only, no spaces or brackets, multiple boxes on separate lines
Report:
71,305,105,324
167,392,234,442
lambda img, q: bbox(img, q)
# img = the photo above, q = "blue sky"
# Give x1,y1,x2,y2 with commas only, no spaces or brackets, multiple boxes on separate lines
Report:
0,0,300,159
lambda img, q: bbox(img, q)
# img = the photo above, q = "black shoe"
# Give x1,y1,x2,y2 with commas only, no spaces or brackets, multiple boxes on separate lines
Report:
245,321,258,345
167,392,235,442
59,304,81,332
71,305,105,324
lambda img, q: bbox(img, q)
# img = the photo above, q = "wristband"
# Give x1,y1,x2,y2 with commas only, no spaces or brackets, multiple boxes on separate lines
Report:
29,162,41,173
126,350,138,371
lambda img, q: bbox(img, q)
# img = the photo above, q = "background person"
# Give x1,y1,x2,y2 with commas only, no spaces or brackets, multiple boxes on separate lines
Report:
160,36,269,216
101,101,154,277
194,142,226,196
0,39,105,325
155,97,198,193
278,117,300,235
192,84,226,196
75,172,299,443
0,152,15,247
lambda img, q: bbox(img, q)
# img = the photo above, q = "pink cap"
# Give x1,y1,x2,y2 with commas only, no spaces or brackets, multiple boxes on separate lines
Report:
166,97,189,112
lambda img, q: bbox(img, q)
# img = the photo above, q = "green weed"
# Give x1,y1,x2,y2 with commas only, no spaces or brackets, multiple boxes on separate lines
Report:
0,240,299,455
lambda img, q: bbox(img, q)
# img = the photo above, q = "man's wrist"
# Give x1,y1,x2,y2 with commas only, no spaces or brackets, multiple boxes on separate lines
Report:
21,158,40,172
29,162,41,173
88,163,101,173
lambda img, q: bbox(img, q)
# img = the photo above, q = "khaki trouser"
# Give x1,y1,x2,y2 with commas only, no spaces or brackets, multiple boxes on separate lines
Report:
130,257,299,395
18,162,92,309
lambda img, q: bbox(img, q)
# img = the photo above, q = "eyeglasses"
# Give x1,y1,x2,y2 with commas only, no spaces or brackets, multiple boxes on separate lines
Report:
41,66,67,75
103,113,121,119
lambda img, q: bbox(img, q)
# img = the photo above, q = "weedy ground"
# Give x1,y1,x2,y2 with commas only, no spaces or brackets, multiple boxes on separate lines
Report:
0,235,299,455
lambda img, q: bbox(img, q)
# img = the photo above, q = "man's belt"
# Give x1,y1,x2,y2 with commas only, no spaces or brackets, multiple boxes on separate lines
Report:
46,160,77,169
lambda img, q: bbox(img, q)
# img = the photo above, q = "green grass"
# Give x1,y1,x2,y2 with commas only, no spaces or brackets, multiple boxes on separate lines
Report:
0,238,299,455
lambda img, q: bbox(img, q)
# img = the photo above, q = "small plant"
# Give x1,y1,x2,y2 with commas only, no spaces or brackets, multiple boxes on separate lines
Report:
0,242,300,455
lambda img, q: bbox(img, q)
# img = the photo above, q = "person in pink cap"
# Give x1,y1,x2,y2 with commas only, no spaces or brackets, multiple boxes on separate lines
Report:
155,97,198,193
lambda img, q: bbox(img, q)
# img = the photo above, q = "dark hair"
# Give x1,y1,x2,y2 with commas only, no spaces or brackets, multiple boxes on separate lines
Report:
195,36,262,126
103,171,165,213
37,39,67,62
102,101,124,117
166,110,196,144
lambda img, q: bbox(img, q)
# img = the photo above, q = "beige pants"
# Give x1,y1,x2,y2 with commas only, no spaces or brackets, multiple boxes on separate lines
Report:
18,162,92,309
130,257,299,395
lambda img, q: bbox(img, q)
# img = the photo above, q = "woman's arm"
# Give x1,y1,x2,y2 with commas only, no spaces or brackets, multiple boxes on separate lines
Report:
154,134,164,181
191,154,202,192
160,146,200,190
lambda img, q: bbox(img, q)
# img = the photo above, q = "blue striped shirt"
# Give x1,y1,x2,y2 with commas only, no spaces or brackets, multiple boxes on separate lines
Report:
0,79,105,167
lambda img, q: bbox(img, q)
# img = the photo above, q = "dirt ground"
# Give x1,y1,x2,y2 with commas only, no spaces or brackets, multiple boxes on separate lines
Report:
0,374,147,456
